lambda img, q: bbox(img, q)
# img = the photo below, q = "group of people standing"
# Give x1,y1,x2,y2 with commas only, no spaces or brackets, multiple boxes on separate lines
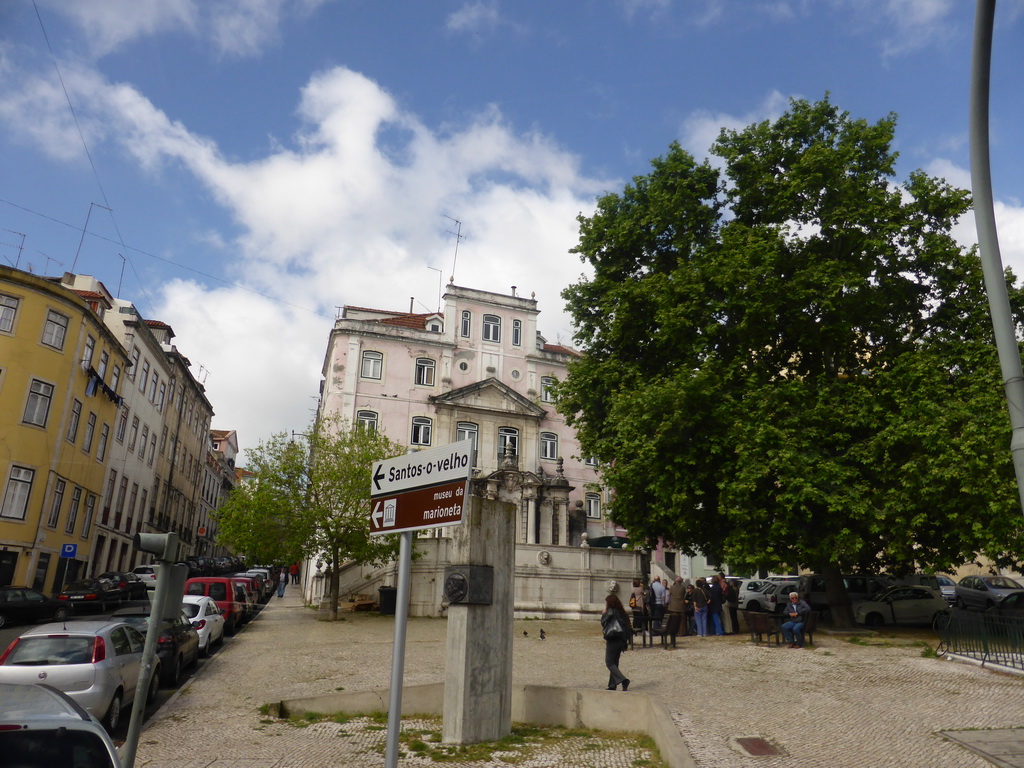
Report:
601,572,742,691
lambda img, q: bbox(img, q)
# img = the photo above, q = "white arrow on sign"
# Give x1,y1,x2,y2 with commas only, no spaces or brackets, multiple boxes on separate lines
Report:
372,501,384,528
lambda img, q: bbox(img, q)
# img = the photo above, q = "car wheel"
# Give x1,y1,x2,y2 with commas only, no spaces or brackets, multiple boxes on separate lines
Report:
747,601,761,612
0,613,7,629
146,669,160,705
103,691,122,731
986,600,995,610
955,597,966,610
226,617,237,636
864,612,884,627
162,654,180,687
53,606,70,622
199,634,210,657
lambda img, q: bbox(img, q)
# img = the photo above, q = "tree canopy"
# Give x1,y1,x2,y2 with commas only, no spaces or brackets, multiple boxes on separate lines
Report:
215,414,405,618
558,96,1024,604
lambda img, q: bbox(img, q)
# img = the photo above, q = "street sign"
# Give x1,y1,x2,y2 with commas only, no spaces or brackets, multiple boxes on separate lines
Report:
370,439,474,536
60,543,77,559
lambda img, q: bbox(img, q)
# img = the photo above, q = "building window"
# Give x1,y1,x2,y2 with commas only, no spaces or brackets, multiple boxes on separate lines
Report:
414,358,435,387
82,413,96,453
23,379,54,427
483,314,501,343
460,310,471,338
540,432,558,460
411,416,432,446
128,416,139,451
110,365,121,393
541,376,556,403
512,319,522,347
41,310,69,349
158,382,166,412
584,456,599,468
360,350,383,379
138,425,149,458
147,435,156,465
115,476,129,518
65,486,82,535
83,335,96,368
0,293,18,333
67,399,82,443
585,493,602,519
1,466,34,520
81,494,96,538
97,350,109,380
149,373,159,404
97,424,110,462
498,427,519,459
456,422,478,452
139,360,150,393
46,478,66,528
428,320,442,332
356,410,379,431
160,426,168,455
129,347,140,380
116,406,128,442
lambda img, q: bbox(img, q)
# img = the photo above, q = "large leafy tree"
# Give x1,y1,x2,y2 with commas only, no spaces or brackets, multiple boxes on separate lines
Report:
216,414,404,619
559,96,1024,623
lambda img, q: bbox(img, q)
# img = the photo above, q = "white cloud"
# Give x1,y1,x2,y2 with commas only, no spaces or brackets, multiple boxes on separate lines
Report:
39,0,333,58
0,61,606,451
446,1,502,35
679,90,792,162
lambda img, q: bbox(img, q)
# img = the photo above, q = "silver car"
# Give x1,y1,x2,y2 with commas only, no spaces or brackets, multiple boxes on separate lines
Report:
853,585,949,627
0,619,158,730
955,575,1024,610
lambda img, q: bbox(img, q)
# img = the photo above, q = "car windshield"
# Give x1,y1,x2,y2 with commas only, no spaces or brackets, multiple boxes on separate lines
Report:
181,603,201,619
3,729,117,768
5,636,93,665
988,577,1023,589
62,580,97,591
871,587,905,601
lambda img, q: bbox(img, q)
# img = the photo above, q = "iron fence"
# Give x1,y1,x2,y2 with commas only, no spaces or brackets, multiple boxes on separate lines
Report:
935,608,1024,672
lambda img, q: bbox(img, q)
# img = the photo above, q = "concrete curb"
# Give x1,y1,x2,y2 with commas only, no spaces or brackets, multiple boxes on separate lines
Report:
274,682,696,768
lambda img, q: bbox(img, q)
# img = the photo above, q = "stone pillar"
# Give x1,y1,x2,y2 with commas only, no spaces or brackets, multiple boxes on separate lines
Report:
442,495,515,744
525,491,537,544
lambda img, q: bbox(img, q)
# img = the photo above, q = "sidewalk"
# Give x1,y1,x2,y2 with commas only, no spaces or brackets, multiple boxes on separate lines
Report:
136,590,1024,767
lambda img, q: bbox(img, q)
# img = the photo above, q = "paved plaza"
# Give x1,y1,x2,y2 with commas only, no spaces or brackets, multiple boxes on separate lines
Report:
134,591,1024,767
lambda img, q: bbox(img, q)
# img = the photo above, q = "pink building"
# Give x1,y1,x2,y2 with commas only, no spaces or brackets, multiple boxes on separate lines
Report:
319,284,615,546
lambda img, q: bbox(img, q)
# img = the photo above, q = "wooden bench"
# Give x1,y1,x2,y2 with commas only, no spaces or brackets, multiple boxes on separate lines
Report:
743,610,782,647
631,610,668,648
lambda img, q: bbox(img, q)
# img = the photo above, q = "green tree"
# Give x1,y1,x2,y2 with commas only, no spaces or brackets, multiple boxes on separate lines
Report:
216,414,405,619
559,96,1024,625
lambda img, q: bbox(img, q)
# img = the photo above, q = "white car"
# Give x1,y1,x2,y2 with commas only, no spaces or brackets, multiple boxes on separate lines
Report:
131,565,159,589
181,595,226,656
735,579,775,611
853,585,949,627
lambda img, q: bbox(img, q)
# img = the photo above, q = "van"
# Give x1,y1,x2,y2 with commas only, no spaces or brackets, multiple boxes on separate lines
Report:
796,574,891,612
183,577,247,636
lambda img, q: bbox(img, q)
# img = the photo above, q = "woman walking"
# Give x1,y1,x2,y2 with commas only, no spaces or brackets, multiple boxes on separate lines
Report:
601,593,631,691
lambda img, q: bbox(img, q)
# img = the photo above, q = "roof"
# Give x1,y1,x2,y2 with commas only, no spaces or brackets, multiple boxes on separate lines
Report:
145,319,172,329
543,343,579,357
380,313,435,329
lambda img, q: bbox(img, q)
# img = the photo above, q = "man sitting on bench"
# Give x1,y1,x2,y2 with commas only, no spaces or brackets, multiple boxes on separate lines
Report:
781,591,811,648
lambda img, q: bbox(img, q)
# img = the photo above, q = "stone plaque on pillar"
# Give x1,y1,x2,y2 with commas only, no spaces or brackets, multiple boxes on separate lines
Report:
442,495,515,744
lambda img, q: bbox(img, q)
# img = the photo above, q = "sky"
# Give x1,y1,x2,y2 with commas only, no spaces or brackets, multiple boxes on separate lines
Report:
2,0,1023,458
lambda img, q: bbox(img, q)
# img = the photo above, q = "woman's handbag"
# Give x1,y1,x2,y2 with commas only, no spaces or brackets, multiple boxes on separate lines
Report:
602,613,627,641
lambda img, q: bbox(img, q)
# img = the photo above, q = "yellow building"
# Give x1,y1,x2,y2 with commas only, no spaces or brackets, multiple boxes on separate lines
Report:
0,267,128,593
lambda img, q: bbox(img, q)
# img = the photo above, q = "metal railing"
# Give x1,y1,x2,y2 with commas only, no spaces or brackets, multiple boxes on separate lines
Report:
936,608,1024,672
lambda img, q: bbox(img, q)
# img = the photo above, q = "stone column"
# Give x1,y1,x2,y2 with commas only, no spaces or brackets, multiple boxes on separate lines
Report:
442,494,515,744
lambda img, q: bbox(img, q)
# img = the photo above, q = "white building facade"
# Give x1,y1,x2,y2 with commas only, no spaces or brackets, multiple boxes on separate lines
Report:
319,284,620,547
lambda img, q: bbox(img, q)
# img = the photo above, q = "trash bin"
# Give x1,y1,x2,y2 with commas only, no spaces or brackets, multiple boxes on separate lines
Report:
378,586,398,615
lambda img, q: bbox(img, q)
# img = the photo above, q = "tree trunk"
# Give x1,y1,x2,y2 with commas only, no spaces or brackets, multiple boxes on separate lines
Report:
327,549,340,621
822,564,854,628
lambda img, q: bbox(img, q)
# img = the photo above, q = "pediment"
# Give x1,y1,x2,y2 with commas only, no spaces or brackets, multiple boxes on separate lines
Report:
430,377,546,419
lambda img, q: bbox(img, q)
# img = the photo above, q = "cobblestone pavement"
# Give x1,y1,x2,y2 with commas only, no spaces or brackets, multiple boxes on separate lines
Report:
135,591,1024,767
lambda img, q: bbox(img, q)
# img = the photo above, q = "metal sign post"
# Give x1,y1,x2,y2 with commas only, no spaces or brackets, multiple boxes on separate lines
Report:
372,440,473,768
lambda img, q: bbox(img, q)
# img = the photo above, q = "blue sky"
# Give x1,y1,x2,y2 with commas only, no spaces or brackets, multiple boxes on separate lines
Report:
2,0,1023,455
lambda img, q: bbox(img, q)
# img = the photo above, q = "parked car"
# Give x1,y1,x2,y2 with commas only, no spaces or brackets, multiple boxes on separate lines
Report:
97,571,149,600
885,573,942,596
0,586,71,629
796,574,891,613
131,565,159,589
181,595,226,656
955,575,1024,610
985,590,1024,616
853,585,949,626
936,575,957,603
761,581,801,614
183,577,248,636
55,578,126,612
735,579,775,611
110,607,200,686
0,682,122,767
242,569,274,601
230,577,258,622
0,619,157,730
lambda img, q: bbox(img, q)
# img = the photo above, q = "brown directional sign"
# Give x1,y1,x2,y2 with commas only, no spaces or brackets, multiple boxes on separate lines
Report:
369,440,474,536
369,478,468,535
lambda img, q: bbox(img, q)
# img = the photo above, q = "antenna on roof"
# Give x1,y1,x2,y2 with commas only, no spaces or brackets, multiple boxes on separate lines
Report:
2,230,25,268
443,215,465,284
427,266,443,311
71,202,111,272
41,252,63,274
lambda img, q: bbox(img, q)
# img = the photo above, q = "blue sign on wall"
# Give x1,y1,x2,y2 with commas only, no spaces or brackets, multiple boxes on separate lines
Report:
60,543,77,559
